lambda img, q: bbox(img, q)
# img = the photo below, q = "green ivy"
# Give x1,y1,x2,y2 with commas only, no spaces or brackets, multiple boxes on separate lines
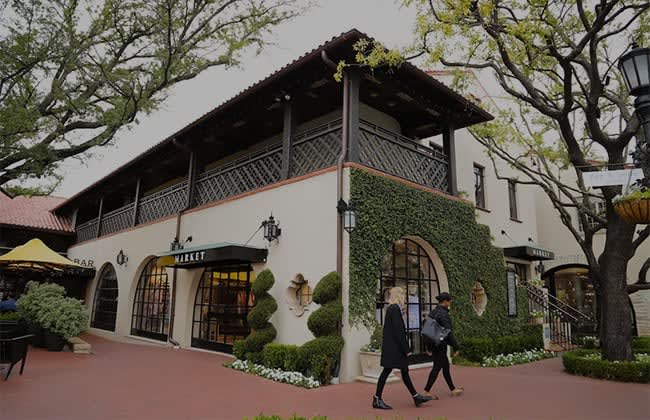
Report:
349,169,528,342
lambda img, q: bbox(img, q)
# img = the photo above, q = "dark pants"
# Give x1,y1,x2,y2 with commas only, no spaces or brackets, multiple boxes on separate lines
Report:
425,348,455,391
375,367,417,398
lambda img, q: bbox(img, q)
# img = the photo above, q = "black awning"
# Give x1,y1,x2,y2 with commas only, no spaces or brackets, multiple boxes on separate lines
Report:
504,246,554,261
157,242,268,268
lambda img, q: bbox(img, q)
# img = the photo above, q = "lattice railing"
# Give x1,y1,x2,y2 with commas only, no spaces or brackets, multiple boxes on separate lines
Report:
100,205,134,236
290,120,342,177
76,219,98,243
193,146,283,207
358,120,449,192
138,181,188,224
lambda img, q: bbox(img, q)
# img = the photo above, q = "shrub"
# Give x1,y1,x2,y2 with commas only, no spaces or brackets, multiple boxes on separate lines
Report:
562,349,650,383
361,323,383,352
263,343,300,371
235,269,277,362
494,336,521,355
0,312,21,321
461,338,494,362
312,272,341,305
298,336,344,384
306,303,343,337
36,296,88,338
17,281,66,324
284,345,301,372
633,337,650,353
520,324,543,340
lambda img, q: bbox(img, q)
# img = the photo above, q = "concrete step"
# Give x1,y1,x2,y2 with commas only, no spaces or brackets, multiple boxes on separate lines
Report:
67,337,91,354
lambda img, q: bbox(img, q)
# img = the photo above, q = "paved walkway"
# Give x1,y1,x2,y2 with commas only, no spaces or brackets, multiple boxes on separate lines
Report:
1,335,648,420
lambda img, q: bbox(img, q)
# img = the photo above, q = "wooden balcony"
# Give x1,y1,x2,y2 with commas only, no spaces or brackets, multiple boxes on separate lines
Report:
73,119,449,243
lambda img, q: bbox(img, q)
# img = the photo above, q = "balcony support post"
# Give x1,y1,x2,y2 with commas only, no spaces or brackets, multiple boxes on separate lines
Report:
347,70,361,163
95,196,104,238
281,100,295,179
443,125,458,195
132,178,141,227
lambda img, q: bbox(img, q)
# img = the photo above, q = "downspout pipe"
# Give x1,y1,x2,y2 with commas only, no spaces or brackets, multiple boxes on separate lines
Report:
322,51,348,276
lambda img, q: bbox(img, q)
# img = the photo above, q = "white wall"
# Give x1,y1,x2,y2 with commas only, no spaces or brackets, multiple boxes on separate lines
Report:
70,170,338,350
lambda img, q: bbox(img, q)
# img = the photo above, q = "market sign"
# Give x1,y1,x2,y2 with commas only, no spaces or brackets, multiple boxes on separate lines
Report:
157,243,268,269
504,246,554,261
583,168,643,188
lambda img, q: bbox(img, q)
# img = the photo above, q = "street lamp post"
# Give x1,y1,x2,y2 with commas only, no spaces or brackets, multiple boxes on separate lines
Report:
619,44,650,188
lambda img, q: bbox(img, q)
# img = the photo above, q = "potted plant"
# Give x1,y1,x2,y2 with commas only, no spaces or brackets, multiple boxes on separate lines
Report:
17,281,66,347
359,323,392,381
530,310,545,325
36,296,88,352
613,187,650,224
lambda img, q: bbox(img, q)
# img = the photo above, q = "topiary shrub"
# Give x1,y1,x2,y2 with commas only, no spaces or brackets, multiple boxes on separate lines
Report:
284,345,301,372
263,343,300,371
298,272,343,384
563,349,650,383
234,269,277,362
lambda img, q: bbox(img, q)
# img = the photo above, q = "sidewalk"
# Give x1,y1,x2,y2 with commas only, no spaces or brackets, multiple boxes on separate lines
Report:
1,334,648,420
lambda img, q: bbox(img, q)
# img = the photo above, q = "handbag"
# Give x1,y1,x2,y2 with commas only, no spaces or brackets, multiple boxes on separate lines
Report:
421,316,450,347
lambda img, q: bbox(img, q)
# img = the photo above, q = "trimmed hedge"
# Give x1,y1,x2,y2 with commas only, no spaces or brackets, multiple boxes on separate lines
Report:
306,302,343,337
298,335,344,384
263,343,300,371
633,336,650,353
461,326,544,362
233,269,277,363
562,349,650,383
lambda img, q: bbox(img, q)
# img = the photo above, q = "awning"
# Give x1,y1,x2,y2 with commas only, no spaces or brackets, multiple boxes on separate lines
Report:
504,245,555,261
0,238,86,272
156,242,268,268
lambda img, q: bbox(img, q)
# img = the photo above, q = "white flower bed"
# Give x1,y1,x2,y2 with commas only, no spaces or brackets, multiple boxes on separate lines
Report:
582,352,650,363
481,349,554,367
229,359,321,388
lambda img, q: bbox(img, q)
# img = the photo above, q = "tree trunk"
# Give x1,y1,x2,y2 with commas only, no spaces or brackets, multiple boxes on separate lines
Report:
595,214,635,361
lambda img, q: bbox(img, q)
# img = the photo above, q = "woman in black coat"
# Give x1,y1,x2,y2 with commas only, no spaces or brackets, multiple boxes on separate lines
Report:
423,292,463,398
373,287,432,410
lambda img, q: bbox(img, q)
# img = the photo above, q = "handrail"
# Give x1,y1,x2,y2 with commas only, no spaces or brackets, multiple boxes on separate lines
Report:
101,203,134,219
198,144,283,181
524,282,594,323
77,218,98,229
359,119,449,162
140,180,188,203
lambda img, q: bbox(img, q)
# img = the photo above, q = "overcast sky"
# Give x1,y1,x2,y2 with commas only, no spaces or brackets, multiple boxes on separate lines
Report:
54,0,419,197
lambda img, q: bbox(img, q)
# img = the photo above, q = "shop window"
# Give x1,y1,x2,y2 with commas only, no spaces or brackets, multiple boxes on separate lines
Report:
131,259,170,341
376,238,441,361
91,264,119,332
474,164,486,209
287,273,313,317
191,265,254,352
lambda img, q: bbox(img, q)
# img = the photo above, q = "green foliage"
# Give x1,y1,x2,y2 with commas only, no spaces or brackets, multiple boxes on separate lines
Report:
563,350,650,383
614,188,650,203
361,323,383,352
36,296,88,339
461,327,544,362
312,272,342,305
633,337,650,354
0,312,22,321
298,336,344,384
461,338,494,362
235,269,277,362
349,169,528,341
494,336,522,356
306,303,343,337
17,281,66,324
0,0,300,186
262,343,300,371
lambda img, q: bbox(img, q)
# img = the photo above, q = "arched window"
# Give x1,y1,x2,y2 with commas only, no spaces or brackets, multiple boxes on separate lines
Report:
377,238,441,361
91,264,119,331
131,259,170,341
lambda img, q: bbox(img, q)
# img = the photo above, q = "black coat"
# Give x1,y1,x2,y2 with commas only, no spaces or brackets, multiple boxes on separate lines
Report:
426,305,459,352
380,304,410,369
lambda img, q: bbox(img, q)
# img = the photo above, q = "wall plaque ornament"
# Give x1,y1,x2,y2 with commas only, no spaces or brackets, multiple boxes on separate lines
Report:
286,273,313,317
471,281,487,316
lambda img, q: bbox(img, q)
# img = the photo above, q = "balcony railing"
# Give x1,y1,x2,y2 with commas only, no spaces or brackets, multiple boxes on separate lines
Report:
73,119,450,243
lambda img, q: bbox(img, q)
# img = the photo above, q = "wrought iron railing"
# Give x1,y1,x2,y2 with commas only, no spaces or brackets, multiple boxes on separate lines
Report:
525,284,575,350
358,119,449,192
76,219,98,243
73,118,456,243
100,205,134,236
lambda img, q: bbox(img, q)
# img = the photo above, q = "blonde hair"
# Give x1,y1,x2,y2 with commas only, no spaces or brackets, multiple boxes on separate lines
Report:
387,287,406,306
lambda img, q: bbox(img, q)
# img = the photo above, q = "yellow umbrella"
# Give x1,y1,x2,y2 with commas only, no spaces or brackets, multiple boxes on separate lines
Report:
0,238,82,271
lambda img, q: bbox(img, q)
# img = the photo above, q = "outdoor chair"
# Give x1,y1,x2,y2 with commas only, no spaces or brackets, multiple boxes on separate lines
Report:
0,334,33,381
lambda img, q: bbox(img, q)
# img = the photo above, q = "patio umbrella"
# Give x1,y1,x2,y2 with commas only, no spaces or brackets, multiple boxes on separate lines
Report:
0,239,82,272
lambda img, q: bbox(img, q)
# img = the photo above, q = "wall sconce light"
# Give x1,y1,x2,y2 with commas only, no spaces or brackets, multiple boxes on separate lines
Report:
170,236,192,251
535,261,545,274
337,199,357,234
116,249,128,266
262,214,281,243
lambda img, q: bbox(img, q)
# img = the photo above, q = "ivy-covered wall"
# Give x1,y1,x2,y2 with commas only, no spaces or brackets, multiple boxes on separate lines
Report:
349,168,528,342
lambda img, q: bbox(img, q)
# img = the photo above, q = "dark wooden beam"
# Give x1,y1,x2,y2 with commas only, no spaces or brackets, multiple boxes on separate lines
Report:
347,70,361,163
443,126,458,196
132,178,141,227
70,208,79,231
186,152,198,208
281,100,295,179
95,197,104,238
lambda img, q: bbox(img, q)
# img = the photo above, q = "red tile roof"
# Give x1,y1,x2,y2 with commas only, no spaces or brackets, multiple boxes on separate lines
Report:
0,195,73,233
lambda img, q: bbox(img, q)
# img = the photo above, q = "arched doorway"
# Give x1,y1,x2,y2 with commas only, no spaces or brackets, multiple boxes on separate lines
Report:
191,264,255,353
543,264,595,318
376,237,444,363
131,259,170,341
91,263,119,332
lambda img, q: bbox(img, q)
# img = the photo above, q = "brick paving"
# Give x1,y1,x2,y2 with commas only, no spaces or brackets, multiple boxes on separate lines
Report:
1,334,648,420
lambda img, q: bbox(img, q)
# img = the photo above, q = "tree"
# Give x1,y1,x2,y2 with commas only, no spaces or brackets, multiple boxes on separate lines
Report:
401,0,650,361
0,0,299,187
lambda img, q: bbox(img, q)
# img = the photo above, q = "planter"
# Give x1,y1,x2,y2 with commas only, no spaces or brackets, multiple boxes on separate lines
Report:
614,198,650,224
44,329,66,352
359,351,383,378
28,323,46,348
531,317,544,325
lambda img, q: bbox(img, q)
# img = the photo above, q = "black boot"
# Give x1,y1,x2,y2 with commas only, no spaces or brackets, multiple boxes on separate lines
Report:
413,393,433,407
372,396,392,409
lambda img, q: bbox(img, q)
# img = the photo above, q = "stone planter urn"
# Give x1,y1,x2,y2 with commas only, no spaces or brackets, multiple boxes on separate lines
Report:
531,316,544,325
358,351,397,384
614,197,650,224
